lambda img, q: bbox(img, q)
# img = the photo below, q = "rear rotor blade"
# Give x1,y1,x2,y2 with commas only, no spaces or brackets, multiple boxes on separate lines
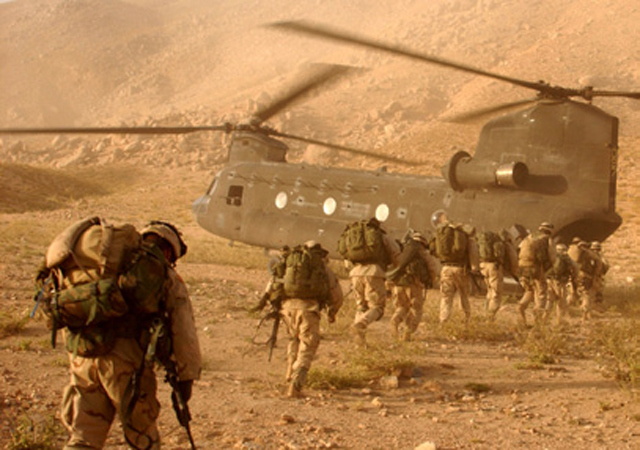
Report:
269,21,544,92
268,129,427,166
446,98,538,123
252,63,362,124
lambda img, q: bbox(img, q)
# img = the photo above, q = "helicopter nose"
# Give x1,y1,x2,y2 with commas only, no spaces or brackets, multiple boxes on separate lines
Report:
192,195,210,221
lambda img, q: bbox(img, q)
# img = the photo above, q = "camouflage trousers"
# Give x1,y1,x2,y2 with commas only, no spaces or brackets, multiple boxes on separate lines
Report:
545,278,569,325
281,308,321,389
390,283,425,335
439,265,471,323
61,338,160,450
517,266,547,324
351,275,387,328
577,272,595,320
480,262,503,317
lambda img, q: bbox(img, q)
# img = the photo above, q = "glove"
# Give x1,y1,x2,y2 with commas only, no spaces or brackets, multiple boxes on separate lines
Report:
176,380,193,403
328,313,336,324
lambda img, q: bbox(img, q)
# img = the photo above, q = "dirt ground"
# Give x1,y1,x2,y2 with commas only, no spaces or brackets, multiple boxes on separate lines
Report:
1,0,640,449
1,252,639,449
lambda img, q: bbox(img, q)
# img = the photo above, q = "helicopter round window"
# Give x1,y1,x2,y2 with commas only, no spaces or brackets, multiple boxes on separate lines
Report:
375,204,390,222
323,197,337,215
275,192,288,209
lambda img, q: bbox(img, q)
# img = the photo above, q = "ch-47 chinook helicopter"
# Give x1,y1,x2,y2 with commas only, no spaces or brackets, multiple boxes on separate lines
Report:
1,21,638,258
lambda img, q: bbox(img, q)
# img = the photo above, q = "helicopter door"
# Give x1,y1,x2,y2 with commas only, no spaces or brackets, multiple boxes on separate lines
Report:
226,185,244,206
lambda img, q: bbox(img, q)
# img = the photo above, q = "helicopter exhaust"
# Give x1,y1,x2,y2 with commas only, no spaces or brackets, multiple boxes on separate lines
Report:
443,150,529,191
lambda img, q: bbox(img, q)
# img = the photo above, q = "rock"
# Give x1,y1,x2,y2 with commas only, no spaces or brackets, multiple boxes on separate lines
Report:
414,441,437,450
379,375,399,389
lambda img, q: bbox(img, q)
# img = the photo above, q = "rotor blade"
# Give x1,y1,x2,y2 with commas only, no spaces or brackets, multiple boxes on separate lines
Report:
252,63,362,124
267,129,427,166
0,125,230,135
446,98,539,123
591,90,640,100
269,21,545,93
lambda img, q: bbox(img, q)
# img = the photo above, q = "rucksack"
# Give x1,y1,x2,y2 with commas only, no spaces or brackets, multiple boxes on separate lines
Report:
34,217,169,356
281,245,330,304
338,220,387,265
434,224,468,263
391,239,433,288
477,231,505,263
518,233,551,269
549,254,574,282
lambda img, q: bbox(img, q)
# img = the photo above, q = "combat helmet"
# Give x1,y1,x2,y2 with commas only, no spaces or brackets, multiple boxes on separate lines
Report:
538,222,554,234
411,231,429,247
141,220,188,261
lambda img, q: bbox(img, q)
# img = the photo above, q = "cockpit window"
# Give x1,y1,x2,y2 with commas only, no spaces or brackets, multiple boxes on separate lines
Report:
227,185,244,206
207,176,218,195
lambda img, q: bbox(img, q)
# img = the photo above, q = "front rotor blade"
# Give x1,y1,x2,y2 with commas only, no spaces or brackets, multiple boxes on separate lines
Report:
446,98,538,123
269,21,544,93
0,125,230,135
268,129,426,166
252,63,361,124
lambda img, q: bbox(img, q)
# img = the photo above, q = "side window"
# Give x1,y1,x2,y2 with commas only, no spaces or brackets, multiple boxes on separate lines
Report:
227,185,244,206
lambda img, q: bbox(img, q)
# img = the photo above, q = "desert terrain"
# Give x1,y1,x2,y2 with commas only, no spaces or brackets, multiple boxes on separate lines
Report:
1,0,640,448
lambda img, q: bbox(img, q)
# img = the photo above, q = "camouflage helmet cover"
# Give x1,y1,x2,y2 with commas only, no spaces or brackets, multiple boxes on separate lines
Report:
141,220,187,260
538,221,554,234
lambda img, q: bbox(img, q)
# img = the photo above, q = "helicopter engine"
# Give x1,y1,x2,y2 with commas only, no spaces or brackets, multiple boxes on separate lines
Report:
442,150,529,191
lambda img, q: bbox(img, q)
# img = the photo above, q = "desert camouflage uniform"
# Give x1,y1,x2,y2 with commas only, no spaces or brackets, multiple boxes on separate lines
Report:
517,224,555,326
282,263,343,397
388,237,438,340
569,241,599,321
482,231,518,319
349,232,400,343
61,269,201,449
435,225,478,323
591,242,609,306
544,245,578,326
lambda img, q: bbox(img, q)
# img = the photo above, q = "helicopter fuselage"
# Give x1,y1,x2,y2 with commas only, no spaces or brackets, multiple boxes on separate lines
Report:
192,99,622,255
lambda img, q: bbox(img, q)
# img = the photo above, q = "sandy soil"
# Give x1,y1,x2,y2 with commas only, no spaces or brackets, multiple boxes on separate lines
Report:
1,1,640,449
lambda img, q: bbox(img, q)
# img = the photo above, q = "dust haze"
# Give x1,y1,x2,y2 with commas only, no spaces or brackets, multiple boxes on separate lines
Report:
1,1,640,448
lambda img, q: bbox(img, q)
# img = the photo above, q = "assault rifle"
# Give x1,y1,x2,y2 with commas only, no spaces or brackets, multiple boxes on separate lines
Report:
254,300,281,362
164,357,196,450
151,317,197,450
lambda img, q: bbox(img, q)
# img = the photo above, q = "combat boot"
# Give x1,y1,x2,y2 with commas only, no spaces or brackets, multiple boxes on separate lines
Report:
287,382,303,398
351,323,367,348
401,329,413,342
517,304,528,327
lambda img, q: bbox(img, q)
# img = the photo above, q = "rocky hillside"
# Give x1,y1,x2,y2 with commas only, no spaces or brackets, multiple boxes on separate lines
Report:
1,0,639,280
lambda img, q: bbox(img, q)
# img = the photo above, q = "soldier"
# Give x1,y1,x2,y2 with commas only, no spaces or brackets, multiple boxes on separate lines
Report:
278,241,343,398
477,229,506,320
566,237,582,306
516,222,555,327
387,231,439,341
340,217,400,347
568,239,598,322
431,220,479,323
60,221,201,449
544,243,578,326
590,241,609,306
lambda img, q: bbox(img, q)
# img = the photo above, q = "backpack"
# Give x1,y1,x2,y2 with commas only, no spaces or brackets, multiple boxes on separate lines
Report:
34,217,169,356
281,245,330,304
434,224,468,263
549,254,573,282
477,231,505,263
338,220,387,265
518,233,551,269
576,248,596,275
